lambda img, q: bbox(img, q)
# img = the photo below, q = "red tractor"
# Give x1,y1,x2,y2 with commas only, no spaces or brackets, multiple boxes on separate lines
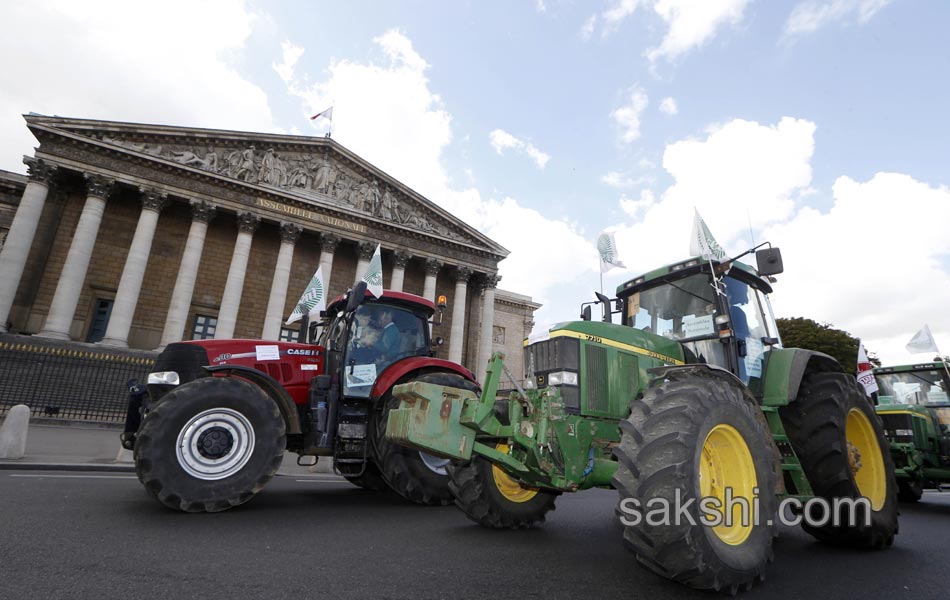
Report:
121,282,478,512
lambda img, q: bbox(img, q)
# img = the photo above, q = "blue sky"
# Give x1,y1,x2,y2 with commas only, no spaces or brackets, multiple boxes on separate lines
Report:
2,0,949,364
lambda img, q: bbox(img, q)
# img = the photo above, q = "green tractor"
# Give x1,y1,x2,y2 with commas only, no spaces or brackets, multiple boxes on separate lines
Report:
385,245,899,593
874,362,950,501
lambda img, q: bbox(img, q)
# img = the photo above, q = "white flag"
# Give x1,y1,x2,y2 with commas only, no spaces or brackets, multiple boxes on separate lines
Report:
856,341,879,396
906,324,940,355
310,106,333,121
286,266,326,325
597,231,625,273
689,209,727,261
361,243,383,298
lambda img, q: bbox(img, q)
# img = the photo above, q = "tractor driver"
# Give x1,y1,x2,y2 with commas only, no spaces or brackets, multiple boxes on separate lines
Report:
377,309,402,361
349,310,382,365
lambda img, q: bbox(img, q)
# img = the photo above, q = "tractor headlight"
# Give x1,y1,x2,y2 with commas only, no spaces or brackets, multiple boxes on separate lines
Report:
147,371,180,386
547,371,578,386
523,378,536,389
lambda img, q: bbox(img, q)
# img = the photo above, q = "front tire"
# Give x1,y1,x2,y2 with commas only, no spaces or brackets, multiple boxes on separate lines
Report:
134,377,286,513
898,479,923,503
447,442,558,529
612,372,777,594
374,372,477,505
780,371,899,548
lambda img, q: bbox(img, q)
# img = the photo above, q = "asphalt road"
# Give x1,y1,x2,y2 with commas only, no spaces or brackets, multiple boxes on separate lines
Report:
1,471,949,599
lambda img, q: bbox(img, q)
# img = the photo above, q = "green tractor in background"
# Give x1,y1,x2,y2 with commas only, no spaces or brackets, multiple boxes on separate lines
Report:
385,245,899,593
874,362,950,501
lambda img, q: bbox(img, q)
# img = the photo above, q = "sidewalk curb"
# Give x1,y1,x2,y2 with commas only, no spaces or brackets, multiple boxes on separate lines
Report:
0,461,135,472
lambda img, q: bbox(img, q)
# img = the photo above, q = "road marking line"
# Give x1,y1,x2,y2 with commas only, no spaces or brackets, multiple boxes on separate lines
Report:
8,474,137,479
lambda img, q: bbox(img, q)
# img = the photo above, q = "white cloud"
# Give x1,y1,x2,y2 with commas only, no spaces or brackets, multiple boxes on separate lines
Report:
273,40,305,84
601,170,653,189
619,189,656,219
646,0,750,62
611,86,649,143
581,0,642,39
0,0,279,173
612,116,815,275
659,96,678,115
608,113,948,365
763,172,950,365
785,0,892,37
489,129,550,170
277,30,594,331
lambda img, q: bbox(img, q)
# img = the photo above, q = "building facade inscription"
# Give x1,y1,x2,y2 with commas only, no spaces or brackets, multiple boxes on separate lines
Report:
255,198,368,235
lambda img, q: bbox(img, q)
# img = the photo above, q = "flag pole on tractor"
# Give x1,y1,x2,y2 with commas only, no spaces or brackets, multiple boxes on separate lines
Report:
597,231,625,295
360,243,384,298
906,323,950,380
856,340,879,399
310,106,333,137
287,265,327,343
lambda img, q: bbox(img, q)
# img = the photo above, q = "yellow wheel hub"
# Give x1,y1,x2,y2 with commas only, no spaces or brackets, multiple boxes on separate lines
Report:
491,443,539,503
699,424,757,546
845,408,887,511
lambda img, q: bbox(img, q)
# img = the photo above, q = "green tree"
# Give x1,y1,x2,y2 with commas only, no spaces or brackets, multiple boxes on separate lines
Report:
776,317,880,374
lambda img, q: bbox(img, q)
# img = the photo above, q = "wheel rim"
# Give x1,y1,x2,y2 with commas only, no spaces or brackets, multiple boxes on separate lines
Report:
846,408,887,510
419,451,450,475
490,443,539,503
699,424,757,545
176,408,255,481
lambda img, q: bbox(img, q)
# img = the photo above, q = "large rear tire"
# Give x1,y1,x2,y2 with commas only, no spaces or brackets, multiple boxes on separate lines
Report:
612,372,777,594
374,372,477,505
780,371,899,548
134,377,286,513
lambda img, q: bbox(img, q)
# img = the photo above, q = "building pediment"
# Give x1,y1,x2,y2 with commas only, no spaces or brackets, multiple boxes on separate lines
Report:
24,114,508,260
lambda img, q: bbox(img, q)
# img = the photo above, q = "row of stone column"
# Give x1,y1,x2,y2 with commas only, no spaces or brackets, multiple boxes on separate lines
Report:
0,159,501,371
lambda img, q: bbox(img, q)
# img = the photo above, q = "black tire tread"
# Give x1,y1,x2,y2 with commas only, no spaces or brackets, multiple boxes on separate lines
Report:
780,371,899,548
612,372,777,593
134,377,285,513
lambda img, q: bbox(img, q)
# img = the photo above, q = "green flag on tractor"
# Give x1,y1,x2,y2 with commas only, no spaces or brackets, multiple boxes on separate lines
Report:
286,265,326,324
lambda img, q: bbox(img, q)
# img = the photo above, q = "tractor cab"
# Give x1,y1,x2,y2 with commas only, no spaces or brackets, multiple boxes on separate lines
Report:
874,363,950,499
317,288,439,398
613,247,784,388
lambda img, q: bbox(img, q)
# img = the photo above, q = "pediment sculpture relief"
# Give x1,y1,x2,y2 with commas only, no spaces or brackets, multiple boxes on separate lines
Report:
102,137,462,241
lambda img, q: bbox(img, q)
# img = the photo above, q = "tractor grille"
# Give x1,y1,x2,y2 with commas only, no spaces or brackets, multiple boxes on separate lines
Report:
524,336,580,376
879,412,915,444
524,336,580,412
585,344,609,413
255,362,293,382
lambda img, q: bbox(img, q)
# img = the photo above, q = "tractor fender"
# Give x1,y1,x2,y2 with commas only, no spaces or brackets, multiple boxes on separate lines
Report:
760,348,842,407
371,357,477,400
648,363,758,405
202,365,302,434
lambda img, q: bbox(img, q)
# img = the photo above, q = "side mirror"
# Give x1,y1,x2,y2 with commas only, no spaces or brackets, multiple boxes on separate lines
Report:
581,305,592,321
346,281,368,313
595,292,612,323
755,247,784,276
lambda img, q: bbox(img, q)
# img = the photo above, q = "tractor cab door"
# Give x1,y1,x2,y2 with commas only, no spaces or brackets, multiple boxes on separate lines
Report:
342,303,430,399
319,313,350,388
720,275,782,386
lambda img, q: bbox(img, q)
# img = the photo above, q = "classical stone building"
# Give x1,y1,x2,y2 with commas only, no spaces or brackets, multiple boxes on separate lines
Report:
0,114,539,381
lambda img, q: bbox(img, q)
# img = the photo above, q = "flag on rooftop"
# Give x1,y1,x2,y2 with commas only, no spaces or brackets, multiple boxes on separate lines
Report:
310,106,333,121
361,243,383,298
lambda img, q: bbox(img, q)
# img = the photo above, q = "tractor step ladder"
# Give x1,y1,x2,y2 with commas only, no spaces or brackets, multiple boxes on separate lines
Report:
760,405,814,497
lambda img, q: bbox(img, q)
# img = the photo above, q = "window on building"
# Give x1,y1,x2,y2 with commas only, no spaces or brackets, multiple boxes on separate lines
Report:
279,327,299,342
85,298,114,343
192,314,217,340
493,325,506,344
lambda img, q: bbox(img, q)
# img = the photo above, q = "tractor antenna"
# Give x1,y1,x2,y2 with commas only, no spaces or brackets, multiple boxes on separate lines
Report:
747,210,756,247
